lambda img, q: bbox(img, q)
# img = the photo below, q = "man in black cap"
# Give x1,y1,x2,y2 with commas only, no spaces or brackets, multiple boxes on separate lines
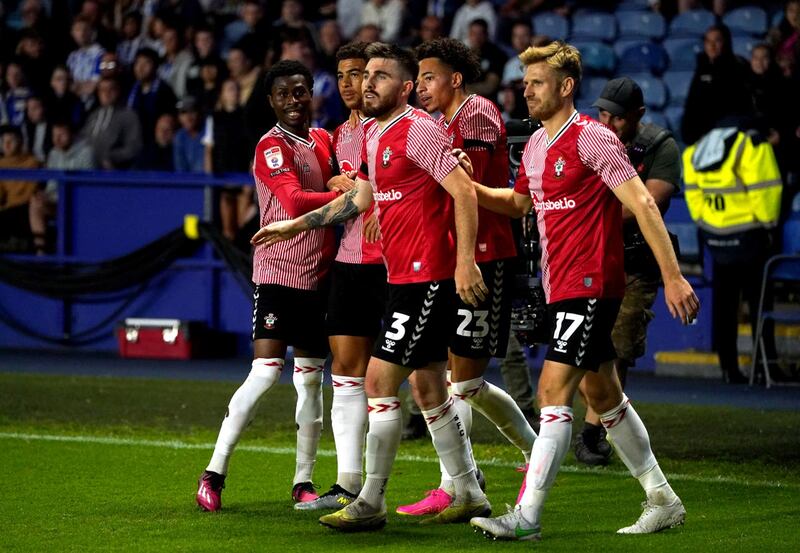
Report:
573,77,682,466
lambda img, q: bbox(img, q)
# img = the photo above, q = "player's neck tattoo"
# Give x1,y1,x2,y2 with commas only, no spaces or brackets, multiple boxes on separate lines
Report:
302,188,360,229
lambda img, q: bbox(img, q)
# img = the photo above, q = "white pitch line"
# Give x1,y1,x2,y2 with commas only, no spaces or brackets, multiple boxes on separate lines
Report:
1,431,796,491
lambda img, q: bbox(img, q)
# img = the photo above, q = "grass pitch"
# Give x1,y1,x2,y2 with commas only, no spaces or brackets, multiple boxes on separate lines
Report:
1,372,799,552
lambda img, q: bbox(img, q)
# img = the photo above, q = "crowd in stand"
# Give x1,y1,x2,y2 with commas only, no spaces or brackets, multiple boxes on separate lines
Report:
0,0,798,254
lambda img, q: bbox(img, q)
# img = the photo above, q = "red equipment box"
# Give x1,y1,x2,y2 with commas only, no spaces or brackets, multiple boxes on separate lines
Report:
116,318,234,360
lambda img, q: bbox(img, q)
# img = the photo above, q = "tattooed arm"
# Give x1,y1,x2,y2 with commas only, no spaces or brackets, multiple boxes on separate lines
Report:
251,177,373,247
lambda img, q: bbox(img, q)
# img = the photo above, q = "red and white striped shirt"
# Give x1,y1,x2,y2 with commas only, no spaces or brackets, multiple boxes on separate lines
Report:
252,124,338,290
513,112,637,303
357,107,459,284
332,117,383,264
441,94,516,263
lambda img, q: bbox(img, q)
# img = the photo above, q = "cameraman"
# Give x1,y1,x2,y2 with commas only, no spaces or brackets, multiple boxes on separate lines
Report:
575,77,681,466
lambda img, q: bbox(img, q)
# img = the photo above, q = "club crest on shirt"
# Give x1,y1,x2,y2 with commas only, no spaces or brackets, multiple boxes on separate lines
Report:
265,146,283,169
263,313,278,330
339,160,354,173
382,146,392,167
302,163,311,174
554,156,566,178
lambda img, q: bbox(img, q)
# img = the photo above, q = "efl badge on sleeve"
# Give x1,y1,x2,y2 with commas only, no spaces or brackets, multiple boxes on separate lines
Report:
554,156,565,178
382,146,392,167
265,146,283,169
263,313,278,330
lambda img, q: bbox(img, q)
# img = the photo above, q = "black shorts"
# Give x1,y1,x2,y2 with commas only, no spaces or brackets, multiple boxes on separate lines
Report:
373,279,456,369
544,297,621,371
449,259,513,359
252,284,329,355
327,262,388,337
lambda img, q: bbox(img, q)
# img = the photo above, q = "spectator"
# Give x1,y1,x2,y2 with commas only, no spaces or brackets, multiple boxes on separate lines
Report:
98,51,132,96
80,76,142,169
173,96,205,173
127,48,177,147
77,0,118,51
116,11,144,69
192,58,225,116
405,0,460,39
409,15,444,48
135,112,176,171
158,26,194,99
318,20,343,73
32,121,94,254
21,95,50,162
203,79,252,242
14,30,51,95
280,31,341,129
185,26,222,100
226,45,272,150
1,60,32,127
44,65,84,129
354,23,381,43
360,0,405,43
681,24,752,145
0,125,40,252
450,0,498,44
748,44,786,144
272,0,319,51
66,15,105,106
465,18,507,99
337,0,363,39
501,20,532,87
222,0,270,62
769,0,800,76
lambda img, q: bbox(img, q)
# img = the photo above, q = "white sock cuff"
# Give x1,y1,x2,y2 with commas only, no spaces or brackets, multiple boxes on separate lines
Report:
368,397,401,422
332,375,365,395
450,377,485,401
251,357,284,378
293,357,324,385
539,405,574,425
599,394,631,429
421,398,457,432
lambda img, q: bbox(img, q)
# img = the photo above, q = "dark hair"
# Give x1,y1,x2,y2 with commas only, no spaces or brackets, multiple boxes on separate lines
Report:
705,24,734,58
134,47,160,66
415,38,482,84
468,18,489,33
336,41,369,63
264,59,314,93
365,42,418,82
0,124,23,140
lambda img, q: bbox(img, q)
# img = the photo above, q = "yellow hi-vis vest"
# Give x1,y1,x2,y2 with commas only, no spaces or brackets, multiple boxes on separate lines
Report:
683,128,782,235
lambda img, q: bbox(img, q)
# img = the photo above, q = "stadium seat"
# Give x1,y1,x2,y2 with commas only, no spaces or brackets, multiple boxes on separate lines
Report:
616,10,666,40
664,105,684,141
617,0,651,11
771,9,785,29
577,76,608,104
663,70,694,107
627,73,667,109
617,42,669,75
570,12,617,42
532,12,569,40
613,38,645,58
641,110,668,128
668,9,715,38
663,37,703,71
732,33,759,59
723,6,768,36
572,41,616,74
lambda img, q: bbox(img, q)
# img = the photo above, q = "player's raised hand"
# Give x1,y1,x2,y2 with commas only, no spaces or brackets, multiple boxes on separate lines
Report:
663,275,700,325
327,171,357,192
363,212,381,243
451,148,473,177
455,261,487,307
251,220,301,247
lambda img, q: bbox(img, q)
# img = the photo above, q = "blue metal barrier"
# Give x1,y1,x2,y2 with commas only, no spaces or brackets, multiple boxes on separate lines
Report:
0,169,254,353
